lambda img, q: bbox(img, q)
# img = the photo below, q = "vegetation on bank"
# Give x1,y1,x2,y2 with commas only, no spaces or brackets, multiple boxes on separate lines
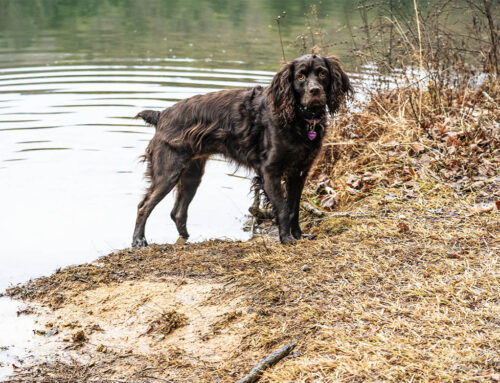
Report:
297,0,499,213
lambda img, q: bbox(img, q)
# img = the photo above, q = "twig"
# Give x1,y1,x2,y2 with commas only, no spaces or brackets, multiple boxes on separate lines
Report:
369,143,384,160
482,91,497,106
371,98,398,124
274,12,287,63
322,141,358,146
413,0,423,122
236,341,297,383
226,173,252,180
302,202,324,217
74,276,94,287
308,211,379,220
323,141,442,156
399,66,453,90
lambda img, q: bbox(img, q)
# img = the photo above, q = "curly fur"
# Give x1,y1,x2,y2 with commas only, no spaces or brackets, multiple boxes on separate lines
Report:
132,55,352,247
266,62,296,125
323,56,352,113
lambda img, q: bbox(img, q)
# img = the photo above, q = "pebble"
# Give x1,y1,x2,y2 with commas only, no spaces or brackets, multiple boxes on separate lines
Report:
46,329,58,336
302,265,311,272
72,330,86,342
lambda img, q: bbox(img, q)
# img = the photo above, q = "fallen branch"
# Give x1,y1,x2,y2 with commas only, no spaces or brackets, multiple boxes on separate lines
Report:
303,204,378,219
236,341,297,383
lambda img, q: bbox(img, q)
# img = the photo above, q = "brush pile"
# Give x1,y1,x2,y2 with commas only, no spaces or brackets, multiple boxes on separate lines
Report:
309,79,499,211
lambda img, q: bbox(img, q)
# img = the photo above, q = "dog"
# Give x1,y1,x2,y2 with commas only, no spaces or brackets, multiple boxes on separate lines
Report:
132,54,352,247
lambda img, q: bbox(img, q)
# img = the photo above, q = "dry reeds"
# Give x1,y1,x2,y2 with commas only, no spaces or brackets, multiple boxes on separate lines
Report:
306,79,499,213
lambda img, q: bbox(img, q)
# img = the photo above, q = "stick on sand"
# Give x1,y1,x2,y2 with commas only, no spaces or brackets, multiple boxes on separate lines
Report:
236,341,297,383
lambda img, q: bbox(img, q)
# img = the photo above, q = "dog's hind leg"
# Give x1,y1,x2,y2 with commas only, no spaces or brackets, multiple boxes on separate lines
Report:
132,147,190,247
170,157,207,242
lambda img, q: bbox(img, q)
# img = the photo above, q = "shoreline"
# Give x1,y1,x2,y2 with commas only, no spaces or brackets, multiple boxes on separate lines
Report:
3,183,498,381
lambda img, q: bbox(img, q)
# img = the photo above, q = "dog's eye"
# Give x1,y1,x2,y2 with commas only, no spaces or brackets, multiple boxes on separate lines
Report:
297,74,306,81
319,71,327,79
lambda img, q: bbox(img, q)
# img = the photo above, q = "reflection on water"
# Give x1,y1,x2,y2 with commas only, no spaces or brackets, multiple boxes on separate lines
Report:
0,0,358,70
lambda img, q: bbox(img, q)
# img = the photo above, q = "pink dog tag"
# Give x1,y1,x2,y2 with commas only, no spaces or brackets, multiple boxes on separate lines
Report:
308,131,317,140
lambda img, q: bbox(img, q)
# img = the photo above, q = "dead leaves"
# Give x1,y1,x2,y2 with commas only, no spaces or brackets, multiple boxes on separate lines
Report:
410,142,426,154
397,221,411,234
139,310,187,339
309,81,499,212
319,193,338,210
468,203,496,217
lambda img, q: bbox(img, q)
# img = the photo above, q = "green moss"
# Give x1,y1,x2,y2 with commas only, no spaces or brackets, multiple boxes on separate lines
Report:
318,217,355,236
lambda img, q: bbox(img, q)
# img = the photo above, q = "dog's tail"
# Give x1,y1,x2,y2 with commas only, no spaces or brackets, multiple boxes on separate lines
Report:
135,110,160,127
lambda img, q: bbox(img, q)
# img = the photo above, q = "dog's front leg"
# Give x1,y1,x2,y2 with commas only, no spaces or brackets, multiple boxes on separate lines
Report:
262,169,295,244
286,171,316,240
286,171,307,239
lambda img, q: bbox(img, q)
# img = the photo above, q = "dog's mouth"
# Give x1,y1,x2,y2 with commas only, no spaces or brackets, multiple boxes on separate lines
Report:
302,97,326,110
301,93,327,109
308,99,325,107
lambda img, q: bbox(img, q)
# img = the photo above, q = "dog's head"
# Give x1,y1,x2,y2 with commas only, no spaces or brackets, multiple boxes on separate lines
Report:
267,54,352,123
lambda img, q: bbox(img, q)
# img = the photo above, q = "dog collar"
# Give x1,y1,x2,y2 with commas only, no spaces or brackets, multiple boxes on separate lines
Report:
298,105,325,140
305,119,320,140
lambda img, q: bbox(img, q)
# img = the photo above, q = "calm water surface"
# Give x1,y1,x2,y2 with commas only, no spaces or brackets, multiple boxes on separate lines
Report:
0,0,364,376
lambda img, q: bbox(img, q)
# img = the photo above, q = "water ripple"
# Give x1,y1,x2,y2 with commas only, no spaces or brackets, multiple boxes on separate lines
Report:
0,61,263,288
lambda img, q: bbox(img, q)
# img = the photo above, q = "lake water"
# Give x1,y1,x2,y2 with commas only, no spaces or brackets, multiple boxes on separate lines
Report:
0,0,362,377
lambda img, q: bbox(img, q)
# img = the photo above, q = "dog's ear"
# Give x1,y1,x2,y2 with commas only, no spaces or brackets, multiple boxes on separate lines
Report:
323,56,353,115
267,61,295,124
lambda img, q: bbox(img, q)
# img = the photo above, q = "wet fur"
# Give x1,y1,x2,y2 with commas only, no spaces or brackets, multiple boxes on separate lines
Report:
132,55,352,247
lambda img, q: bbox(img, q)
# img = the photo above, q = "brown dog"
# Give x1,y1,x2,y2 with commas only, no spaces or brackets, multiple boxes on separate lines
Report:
132,54,352,247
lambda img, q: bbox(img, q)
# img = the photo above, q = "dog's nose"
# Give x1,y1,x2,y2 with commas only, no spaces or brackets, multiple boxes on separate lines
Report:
309,84,320,95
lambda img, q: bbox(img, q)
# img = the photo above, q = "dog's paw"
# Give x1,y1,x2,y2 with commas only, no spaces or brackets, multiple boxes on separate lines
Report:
132,237,148,248
280,235,297,245
175,236,188,245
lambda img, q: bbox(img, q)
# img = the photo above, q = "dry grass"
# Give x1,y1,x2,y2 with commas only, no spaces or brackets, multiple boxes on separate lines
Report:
5,183,499,382
4,80,500,382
